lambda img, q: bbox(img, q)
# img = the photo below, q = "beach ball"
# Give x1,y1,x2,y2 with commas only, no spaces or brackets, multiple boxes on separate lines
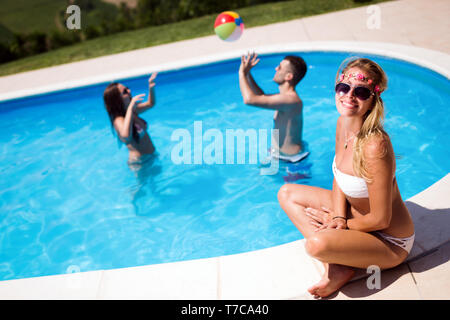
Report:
214,11,244,42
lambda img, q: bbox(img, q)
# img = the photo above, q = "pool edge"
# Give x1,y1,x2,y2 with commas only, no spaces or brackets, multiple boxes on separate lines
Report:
0,41,449,103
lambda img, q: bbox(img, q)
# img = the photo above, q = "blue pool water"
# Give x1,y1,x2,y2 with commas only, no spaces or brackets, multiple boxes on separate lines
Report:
0,52,449,281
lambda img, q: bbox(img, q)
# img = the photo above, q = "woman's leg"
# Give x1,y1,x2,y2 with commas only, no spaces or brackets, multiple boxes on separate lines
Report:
305,228,409,297
278,183,351,298
277,184,333,239
306,229,408,269
308,263,355,299
278,184,408,298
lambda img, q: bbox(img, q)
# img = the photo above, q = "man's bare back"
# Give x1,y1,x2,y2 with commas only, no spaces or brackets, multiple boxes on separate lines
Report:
272,99,303,155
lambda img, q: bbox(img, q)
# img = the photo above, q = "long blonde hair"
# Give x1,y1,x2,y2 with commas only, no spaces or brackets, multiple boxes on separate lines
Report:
336,57,388,182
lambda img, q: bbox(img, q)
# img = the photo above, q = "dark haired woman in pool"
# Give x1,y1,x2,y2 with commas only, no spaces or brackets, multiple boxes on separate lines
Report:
103,73,157,168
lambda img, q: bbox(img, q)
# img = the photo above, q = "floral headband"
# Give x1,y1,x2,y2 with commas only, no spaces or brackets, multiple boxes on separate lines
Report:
339,72,380,93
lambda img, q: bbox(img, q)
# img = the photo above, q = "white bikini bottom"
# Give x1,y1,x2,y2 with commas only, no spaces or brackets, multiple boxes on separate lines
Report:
374,231,415,254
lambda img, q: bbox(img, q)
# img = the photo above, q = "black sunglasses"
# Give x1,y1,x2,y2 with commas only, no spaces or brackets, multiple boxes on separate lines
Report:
335,82,374,101
122,87,131,96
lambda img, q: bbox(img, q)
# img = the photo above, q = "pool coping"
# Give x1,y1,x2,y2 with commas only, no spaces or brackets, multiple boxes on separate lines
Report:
0,41,449,103
0,41,449,299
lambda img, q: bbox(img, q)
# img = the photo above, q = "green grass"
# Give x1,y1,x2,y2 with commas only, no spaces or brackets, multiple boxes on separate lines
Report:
0,0,118,38
0,0,67,35
0,0,391,77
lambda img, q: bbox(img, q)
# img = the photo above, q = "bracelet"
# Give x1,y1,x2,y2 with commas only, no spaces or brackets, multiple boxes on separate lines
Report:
332,216,347,221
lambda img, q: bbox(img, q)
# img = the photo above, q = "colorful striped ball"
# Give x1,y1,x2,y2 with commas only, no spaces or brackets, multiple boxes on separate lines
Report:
214,11,244,42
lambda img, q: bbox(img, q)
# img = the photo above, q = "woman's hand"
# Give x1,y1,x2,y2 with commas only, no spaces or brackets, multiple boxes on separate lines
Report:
305,206,347,231
148,73,157,89
239,52,260,75
129,94,146,111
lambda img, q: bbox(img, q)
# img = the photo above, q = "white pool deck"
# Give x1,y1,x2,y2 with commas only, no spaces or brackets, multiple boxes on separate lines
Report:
0,0,449,299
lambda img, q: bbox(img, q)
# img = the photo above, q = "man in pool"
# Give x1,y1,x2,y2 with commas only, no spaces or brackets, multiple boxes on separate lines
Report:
239,52,309,162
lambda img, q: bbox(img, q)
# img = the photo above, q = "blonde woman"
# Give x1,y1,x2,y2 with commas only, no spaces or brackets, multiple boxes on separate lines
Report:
277,58,415,298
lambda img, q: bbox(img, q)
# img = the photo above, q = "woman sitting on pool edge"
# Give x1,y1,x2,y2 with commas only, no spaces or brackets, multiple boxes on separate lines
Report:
103,73,157,168
278,58,415,298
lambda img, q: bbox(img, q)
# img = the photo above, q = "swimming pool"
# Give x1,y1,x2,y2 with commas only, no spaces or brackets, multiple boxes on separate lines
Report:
0,51,449,281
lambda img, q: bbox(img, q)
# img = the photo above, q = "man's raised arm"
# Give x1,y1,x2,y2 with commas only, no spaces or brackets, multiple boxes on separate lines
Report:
239,54,297,110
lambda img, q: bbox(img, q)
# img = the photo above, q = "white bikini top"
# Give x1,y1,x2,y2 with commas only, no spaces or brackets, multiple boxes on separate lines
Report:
332,156,369,198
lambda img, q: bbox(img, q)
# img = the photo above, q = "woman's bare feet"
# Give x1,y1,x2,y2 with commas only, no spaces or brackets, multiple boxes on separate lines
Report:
308,263,355,298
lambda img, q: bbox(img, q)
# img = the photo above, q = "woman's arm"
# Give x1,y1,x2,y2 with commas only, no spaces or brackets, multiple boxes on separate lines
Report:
113,94,145,141
331,178,348,220
332,117,348,221
135,73,157,114
304,181,348,230
346,136,394,232
304,121,349,231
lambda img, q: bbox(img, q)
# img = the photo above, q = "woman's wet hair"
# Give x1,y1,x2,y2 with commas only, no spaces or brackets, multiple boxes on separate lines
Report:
103,83,140,143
